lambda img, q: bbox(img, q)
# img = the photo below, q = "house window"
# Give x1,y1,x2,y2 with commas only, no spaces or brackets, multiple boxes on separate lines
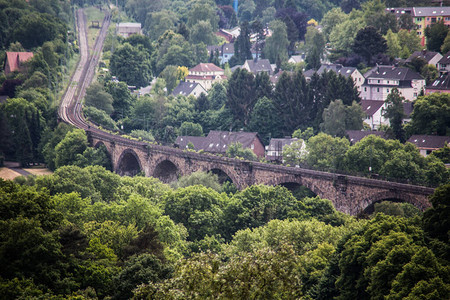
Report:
251,144,255,150
387,89,389,93
377,88,380,92
364,87,367,92
378,80,380,83
414,92,418,97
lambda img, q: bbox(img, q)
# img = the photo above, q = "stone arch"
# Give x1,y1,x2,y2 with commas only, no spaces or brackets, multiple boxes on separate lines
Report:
94,141,106,149
116,148,142,176
153,158,180,183
207,167,236,185
269,175,319,198
361,190,420,214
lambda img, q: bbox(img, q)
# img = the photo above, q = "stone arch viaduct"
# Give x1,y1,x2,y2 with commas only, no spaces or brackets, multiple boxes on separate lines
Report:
88,131,434,216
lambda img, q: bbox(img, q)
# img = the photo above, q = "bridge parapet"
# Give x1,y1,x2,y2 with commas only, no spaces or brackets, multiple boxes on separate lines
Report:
87,130,434,215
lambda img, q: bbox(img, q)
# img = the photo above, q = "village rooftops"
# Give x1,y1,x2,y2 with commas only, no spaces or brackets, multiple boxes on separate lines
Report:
363,66,423,81
189,63,224,73
345,130,389,145
406,50,442,64
176,130,265,157
171,82,207,97
407,135,449,150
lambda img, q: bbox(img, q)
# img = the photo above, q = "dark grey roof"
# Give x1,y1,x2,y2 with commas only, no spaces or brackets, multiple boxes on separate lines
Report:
222,43,234,54
413,7,450,17
361,100,384,116
427,73,450,91
303,69,316,78
406,50,440,64
407,135,450,149
171,82,204,97
346,130,389,145
438,51,450,65
403,101,413,118
270,71,286,84
245,59,273,74
305,64,356,79
364,66,423,81
175,136,206,150
175,130,262,154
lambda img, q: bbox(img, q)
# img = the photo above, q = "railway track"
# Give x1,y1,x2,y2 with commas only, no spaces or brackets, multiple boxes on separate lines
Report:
59,8,110,133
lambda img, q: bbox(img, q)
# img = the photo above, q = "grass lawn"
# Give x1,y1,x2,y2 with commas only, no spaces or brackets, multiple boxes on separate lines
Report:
85,6,105,55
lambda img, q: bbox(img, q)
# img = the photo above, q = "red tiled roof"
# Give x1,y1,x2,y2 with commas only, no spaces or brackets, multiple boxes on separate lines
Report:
5,52,34,74
186,75,217,80
189,63,224,73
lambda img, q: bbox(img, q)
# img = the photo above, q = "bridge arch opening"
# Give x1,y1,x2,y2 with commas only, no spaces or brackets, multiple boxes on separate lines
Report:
360,191,421,216
117,149,142,177
278,182,317,200
209,168,233,184
153,160,179,183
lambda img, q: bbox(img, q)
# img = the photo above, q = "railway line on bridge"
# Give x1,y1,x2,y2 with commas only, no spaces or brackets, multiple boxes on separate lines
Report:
58,8,435,215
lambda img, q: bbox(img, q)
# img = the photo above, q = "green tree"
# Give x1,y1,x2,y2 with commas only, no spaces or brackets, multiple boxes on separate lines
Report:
264,19,289,64
226,68,257,127
189,20,217,45
231,21,252,66
226,142,258,161
84,106,118,130
425,20,449,52
397,29,422,58
306,133,350,171
223,185,298,239
54,129,88,168
113,253,172,299
85,82,114,114
406,93,450,136
159,65,179,94
320,100,347,137
248,96,282,145
385,29,401,58
104,81,134,120
352,26,387,64
171,171,222,192
145,10,179,41
321,8,348,41
110,42,152,88
163,185,226,241
283,139,308,166
383,88,406,142
179,121,203,136
329,18,365,59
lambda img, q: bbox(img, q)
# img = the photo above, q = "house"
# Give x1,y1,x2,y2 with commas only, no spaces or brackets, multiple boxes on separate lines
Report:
172,82,207,97
386,7,450,46
426,73,450,94
215,29,233,43
207,43,235,64
361,99,414,130
360,66,425,101
405,50,442,69
116,23,142,38
345,130,389,145
4,52,34,75
437,51,450,74
269,70,285,85
288,55,305,64
361,100,387,130
175,130,265,158
265,137,299,162
407,135,450,156
242,59,274,75
303,63,365,92
221,27,241,40
184,63,225,91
